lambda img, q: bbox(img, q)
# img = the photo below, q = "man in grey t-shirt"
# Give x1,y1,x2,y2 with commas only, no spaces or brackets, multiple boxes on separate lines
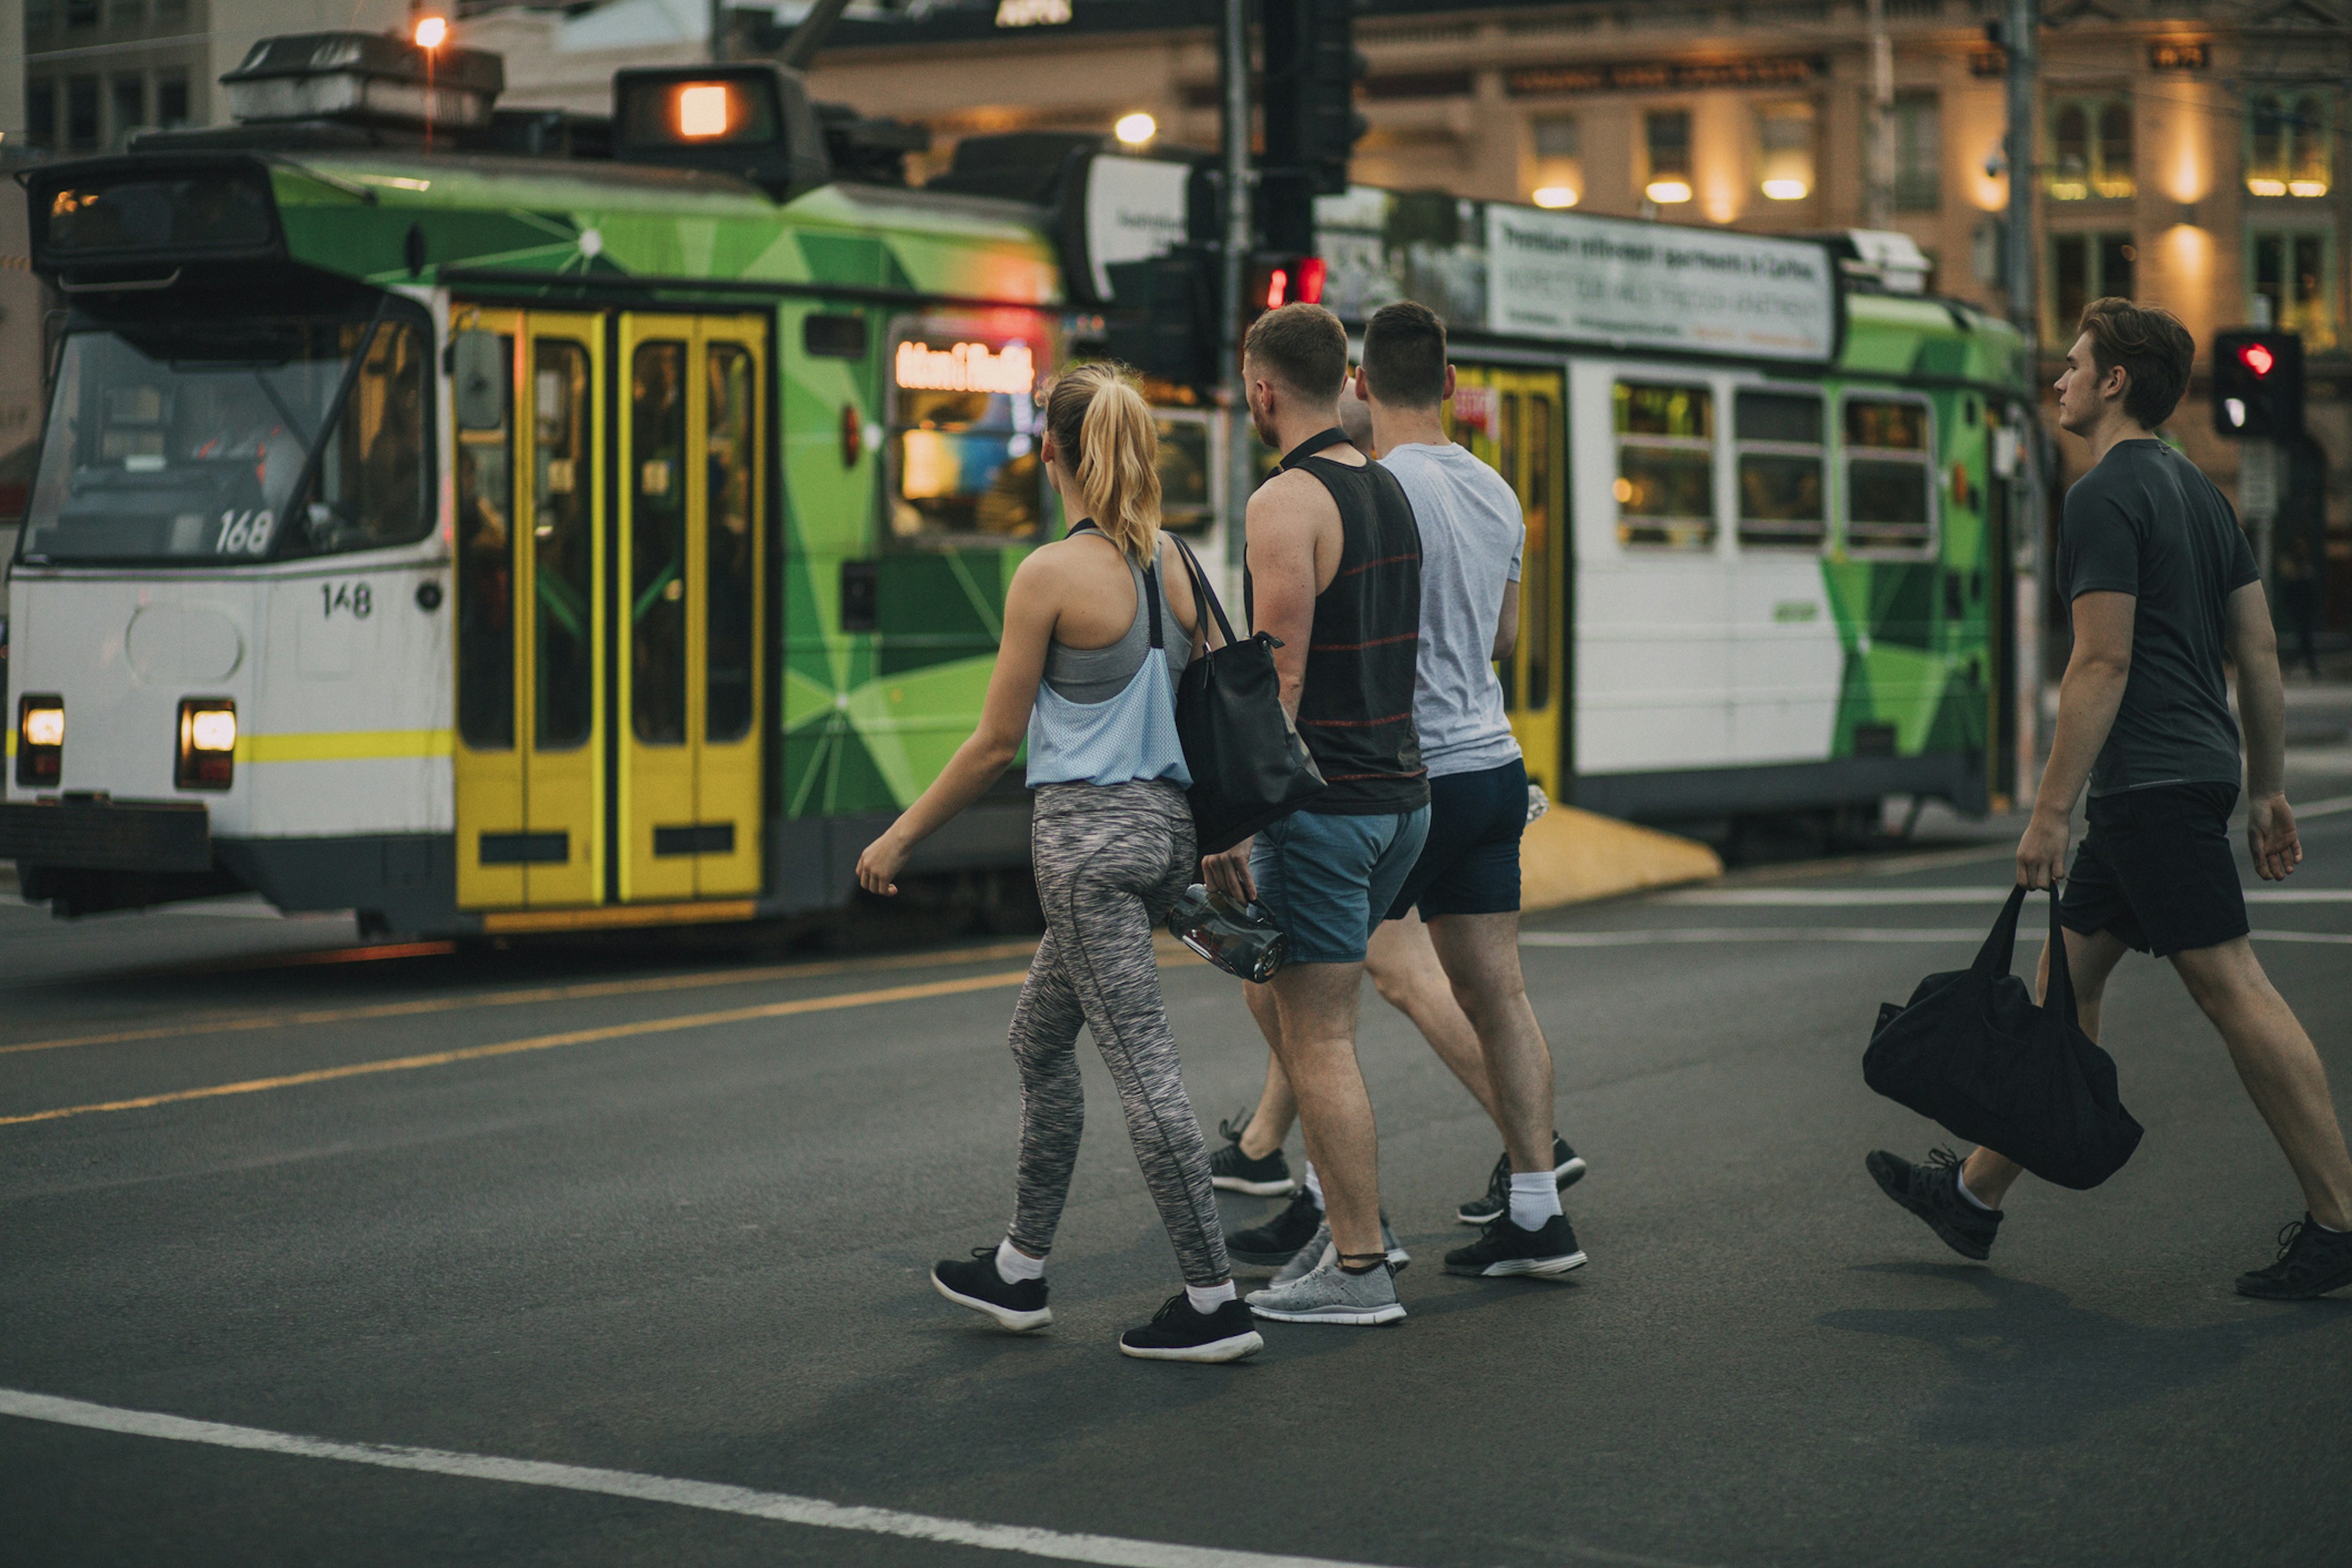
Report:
1867,298,2352,1300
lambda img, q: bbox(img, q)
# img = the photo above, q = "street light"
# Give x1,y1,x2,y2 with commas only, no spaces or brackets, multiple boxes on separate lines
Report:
1645,178,1693,204
1531,186,1578,209
413,14,448,49
1114,112,1156,148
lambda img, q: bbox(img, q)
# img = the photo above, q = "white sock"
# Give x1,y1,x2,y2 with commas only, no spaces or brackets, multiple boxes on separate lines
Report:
995,1238,1044,1281
1302,1161,1326,1213
2316,1218,2348,1234
1507,1170,1562,1229
1954,1169,1996,1212
1185,1280,1238,1313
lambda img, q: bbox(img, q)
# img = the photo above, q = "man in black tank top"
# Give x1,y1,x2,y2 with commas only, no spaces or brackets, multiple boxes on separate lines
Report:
1202,303,1430,1327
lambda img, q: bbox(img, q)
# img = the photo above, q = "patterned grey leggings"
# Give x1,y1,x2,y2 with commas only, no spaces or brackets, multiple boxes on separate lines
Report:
1006,780,1231,1287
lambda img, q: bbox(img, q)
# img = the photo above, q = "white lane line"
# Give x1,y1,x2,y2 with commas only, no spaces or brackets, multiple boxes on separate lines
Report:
1522,928,2352,948
0,1388,1399,1568
1663,888,2352,907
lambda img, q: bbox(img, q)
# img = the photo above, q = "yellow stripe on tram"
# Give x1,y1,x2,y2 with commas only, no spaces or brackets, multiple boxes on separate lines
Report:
239,729,454,763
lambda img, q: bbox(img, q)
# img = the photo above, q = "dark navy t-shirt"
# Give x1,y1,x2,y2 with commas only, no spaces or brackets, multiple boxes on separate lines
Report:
2058,439,2260,797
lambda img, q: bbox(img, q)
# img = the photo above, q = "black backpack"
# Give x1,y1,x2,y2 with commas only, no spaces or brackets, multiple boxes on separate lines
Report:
1863,886,2144,1191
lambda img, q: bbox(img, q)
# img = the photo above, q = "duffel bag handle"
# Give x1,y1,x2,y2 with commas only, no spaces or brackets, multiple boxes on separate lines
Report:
2043,885,2081,1028
1972,885,2030,980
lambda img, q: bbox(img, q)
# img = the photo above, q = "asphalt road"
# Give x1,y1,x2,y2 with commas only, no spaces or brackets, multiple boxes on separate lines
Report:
3,765,2350,1567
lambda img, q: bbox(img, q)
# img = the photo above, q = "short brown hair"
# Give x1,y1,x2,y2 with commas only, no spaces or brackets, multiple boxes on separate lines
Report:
1243,303,1348,400
1360,301,1448,408
2077,298,2195,428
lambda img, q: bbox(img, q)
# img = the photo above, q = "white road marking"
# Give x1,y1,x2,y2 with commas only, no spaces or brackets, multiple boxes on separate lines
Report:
1522,927,2352,948
0,1387,1400,1568
1663,888,2352,907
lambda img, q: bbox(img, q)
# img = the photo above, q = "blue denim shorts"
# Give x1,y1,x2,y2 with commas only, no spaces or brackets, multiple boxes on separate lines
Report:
1252,805,1432,965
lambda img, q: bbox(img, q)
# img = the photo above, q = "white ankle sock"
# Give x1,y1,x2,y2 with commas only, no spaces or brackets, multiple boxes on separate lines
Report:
995,1238,1045,1281
1185,1280,1238,1313
1507,1170,1562,1229
1302,1161,1326,1212
2315,1218,2348,1234
1954,1169,1996,1212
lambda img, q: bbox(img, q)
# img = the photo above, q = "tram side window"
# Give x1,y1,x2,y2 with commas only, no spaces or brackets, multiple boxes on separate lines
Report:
1613,382,1716,549
706,342,756,743
631,341,690,746
1735,390,1826,549
1844,397,1934,552
888,335,1042,544
533,340,594,752
456,335,517,752
1155,415,1215,536
1523,391,1554,710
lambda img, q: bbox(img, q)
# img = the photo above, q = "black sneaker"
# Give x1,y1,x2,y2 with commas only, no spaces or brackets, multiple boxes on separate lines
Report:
1118,1294,1265,1362
1866,1147,2002,1262
2236,1215,2352,1300
1443,1212,1587,1278
1455,1134,1589,1226
1207,1110,1297,1196
1227,1185,1324,1270
932,1245,1052,1332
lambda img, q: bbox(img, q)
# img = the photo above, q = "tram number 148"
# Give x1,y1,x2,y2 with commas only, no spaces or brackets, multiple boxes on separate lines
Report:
320,581,374,619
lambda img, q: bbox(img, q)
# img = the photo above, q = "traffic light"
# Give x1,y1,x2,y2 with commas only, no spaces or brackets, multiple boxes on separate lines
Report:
2212,329,2304,439
1104,243,1222,389
1247,252,1327,315
1260,0,1366,252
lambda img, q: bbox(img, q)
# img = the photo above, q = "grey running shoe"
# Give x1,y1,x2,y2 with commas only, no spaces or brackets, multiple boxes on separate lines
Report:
1248,1252,1405,1325
1270,1215,1409,1287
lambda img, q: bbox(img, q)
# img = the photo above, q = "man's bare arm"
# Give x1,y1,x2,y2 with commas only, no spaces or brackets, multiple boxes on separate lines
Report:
1242,470,1338,720
2016,591,2135,888
2228,578,2302,880
1492,578,1520,662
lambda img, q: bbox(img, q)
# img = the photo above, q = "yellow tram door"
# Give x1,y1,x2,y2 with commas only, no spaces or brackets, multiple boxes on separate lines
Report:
616,314,767,902
453,309,608,910
1447,366,1569,794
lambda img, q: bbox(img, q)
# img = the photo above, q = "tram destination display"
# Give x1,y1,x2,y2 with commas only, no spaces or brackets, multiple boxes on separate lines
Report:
1485,206,1836,363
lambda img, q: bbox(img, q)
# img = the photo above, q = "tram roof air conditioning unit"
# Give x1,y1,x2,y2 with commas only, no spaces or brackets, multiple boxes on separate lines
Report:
221,32,503,131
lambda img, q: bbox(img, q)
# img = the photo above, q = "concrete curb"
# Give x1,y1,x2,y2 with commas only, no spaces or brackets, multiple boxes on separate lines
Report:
1521,805,1724,911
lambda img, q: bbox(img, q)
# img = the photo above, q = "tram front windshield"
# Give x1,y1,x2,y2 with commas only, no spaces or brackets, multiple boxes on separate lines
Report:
21,315,429,565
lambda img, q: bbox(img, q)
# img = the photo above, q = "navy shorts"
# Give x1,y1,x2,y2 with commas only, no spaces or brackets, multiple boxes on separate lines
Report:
1385,757,1526,921
2060,782,2249,958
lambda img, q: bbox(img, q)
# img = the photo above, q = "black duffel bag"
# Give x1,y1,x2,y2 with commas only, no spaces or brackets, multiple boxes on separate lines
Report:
1863,885,2144,1191
1165,534,1326,854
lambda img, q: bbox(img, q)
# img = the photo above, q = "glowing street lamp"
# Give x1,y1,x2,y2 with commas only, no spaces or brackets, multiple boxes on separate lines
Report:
413,14,448,49
1115,112,1156,148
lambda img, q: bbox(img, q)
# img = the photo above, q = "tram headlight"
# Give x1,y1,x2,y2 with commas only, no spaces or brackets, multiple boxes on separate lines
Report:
176,698,236,792
16,695,63,788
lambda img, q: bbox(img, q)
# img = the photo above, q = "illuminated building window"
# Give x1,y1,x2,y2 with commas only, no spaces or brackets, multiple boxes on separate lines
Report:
2247,92,2330,198
1643,110,1694,205
2048,96,2135,201
1756,102,1814,203
1892,92,1939,211
888,329,1046,543
1613,381,1715,551
2250,230,2334,351
1530,114,1581,208
2048,232,2135,339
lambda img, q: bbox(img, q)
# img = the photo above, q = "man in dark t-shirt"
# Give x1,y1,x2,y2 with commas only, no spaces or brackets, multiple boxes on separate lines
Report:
1868,298,2352,1300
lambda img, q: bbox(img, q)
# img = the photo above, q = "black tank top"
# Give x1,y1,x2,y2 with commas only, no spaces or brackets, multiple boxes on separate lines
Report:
1248,428,1428,815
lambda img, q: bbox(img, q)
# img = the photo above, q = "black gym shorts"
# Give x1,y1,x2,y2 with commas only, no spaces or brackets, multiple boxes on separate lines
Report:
2059,781,2250,957
1385,756,1526,921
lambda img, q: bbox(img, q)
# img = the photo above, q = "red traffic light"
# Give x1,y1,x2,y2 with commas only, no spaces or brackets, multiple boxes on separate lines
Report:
1262,257,1327,310
2241,342,2277,377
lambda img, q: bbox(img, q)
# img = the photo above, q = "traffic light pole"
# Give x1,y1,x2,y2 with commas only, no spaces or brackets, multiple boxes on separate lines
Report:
1219,0,1255,583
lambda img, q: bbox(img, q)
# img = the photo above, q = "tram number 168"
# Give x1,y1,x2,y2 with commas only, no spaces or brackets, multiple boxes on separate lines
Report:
214,508,275,556
320,581,374,619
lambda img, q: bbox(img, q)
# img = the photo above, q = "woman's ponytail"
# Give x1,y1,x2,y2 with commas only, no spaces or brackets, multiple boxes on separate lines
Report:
1045,363,1161,564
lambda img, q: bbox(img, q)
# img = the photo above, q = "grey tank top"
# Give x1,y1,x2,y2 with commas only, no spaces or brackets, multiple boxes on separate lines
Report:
1042,532,1192,703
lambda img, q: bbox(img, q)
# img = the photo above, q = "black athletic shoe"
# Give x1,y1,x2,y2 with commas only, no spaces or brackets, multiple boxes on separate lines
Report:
1443,1212,1587,1278
2236,1215,2352,1300
932,1245,1052,1332
1455,1134,1589,1226
1227,1185,1324,1270
1866,1147,2002,1262
1118,1294,1265,1362
1208,1110,1298,1196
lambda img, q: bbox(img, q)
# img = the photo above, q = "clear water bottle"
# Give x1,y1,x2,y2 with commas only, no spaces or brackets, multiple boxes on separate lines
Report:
1166,883,1287,982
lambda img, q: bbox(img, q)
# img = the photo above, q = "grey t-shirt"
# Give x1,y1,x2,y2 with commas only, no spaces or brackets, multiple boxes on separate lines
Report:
2059,438,2260,796
1379,442,1524,778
